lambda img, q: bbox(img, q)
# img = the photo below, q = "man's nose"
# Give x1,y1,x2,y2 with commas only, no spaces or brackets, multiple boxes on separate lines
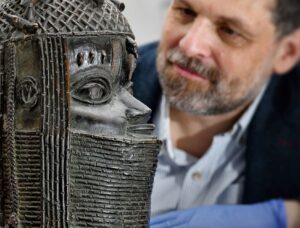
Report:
179,18,214,60
122,91,152,124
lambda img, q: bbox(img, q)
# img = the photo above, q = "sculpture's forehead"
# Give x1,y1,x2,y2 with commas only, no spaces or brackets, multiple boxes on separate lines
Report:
67,36,124,71
65,35,127,86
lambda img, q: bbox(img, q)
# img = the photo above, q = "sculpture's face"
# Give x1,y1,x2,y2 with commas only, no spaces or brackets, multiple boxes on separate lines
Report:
68,36,151,136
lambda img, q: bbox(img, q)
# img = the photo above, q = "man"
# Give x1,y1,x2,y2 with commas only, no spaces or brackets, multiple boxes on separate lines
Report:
133,0,300,227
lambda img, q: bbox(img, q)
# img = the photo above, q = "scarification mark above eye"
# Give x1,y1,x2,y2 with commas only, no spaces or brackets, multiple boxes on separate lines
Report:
77,52,84,66
101,50,107,64
88,51,95,64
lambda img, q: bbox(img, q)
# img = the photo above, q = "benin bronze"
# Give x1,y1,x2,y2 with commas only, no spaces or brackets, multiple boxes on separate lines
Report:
0,0,160,227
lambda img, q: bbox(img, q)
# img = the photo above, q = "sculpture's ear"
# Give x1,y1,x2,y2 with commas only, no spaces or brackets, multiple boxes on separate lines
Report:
273,29,300,74
126,37,138,81
126,36,138,59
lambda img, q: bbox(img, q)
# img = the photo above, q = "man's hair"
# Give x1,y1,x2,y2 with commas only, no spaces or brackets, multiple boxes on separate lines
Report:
274,0,300,37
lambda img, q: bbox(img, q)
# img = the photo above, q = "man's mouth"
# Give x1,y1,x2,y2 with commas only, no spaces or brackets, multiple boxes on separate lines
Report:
173,63,208,81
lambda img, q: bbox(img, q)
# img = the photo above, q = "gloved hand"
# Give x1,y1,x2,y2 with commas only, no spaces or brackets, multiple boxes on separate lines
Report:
150,199,286,228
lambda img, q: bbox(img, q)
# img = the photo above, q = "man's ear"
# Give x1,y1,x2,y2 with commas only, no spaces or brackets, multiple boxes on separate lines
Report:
273,29,300,74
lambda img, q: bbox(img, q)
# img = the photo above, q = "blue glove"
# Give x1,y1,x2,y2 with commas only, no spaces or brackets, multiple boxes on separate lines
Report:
150,199,287,228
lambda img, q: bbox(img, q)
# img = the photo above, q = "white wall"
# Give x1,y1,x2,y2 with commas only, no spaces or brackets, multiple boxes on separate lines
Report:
122,0,171,45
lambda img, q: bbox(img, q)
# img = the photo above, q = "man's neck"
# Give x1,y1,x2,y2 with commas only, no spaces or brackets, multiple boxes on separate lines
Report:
170,104,249,158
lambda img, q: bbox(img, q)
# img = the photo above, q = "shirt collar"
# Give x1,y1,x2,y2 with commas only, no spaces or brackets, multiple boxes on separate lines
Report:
153,95,170,141
231,82,268,141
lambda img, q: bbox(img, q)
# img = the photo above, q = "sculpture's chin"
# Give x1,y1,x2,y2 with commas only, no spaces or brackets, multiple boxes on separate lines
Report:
68,131,160,227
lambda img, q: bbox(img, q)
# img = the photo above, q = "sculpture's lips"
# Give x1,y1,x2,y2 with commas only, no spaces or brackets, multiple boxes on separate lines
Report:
127,124,155,137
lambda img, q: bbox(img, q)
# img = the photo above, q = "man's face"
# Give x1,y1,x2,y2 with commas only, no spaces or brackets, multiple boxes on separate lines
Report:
158,0,280,115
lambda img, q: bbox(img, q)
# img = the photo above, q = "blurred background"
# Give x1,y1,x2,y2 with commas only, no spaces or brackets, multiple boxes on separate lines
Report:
122,0,171,45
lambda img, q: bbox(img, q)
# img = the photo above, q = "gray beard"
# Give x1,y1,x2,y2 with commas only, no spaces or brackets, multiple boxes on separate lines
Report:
156,50,259,116
160,76,250,116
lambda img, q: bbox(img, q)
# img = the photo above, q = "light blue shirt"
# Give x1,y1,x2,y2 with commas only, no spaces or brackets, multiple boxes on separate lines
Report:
151,87,267,217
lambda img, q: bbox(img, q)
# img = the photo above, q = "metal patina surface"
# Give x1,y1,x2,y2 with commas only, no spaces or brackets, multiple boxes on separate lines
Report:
0,0,160,227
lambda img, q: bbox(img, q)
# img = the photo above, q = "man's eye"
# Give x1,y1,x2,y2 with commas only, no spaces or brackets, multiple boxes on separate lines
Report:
179,7,196,17
173,6,196,22
71,78,112,104
218,26,246,46
220,26,239,37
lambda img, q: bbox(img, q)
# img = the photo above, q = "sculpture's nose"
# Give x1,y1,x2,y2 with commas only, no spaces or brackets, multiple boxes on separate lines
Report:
126,107,151,124
122,90,151,124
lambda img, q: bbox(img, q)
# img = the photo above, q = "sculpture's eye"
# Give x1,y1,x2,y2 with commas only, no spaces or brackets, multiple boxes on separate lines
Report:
71,77,112,104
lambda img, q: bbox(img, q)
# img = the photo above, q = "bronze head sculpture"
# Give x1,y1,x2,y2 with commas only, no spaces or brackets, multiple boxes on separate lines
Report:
0,0,160,227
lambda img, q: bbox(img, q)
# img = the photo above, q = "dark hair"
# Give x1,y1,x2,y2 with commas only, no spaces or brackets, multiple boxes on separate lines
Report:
273,0,300,37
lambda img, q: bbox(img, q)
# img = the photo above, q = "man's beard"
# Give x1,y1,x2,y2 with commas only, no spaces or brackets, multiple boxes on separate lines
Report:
156,47,258,115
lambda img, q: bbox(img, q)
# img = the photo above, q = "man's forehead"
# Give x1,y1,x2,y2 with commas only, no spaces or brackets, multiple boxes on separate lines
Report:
174,0,276,17
175,0,276,8
174,0,276,33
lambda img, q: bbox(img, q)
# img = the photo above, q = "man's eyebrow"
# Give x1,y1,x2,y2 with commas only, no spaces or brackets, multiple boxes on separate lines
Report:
218,16,254,34
174,0,191,7
174,0,185,3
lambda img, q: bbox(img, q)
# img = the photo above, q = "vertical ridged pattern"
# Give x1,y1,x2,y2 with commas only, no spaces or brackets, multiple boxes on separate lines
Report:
40,37,68,228
15,131,41,227
0,45,3,130
0,44,4,226
3,43,18,225
40,37,47,228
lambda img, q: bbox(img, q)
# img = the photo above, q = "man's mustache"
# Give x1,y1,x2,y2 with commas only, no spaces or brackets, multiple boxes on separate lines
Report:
166,48,220,83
